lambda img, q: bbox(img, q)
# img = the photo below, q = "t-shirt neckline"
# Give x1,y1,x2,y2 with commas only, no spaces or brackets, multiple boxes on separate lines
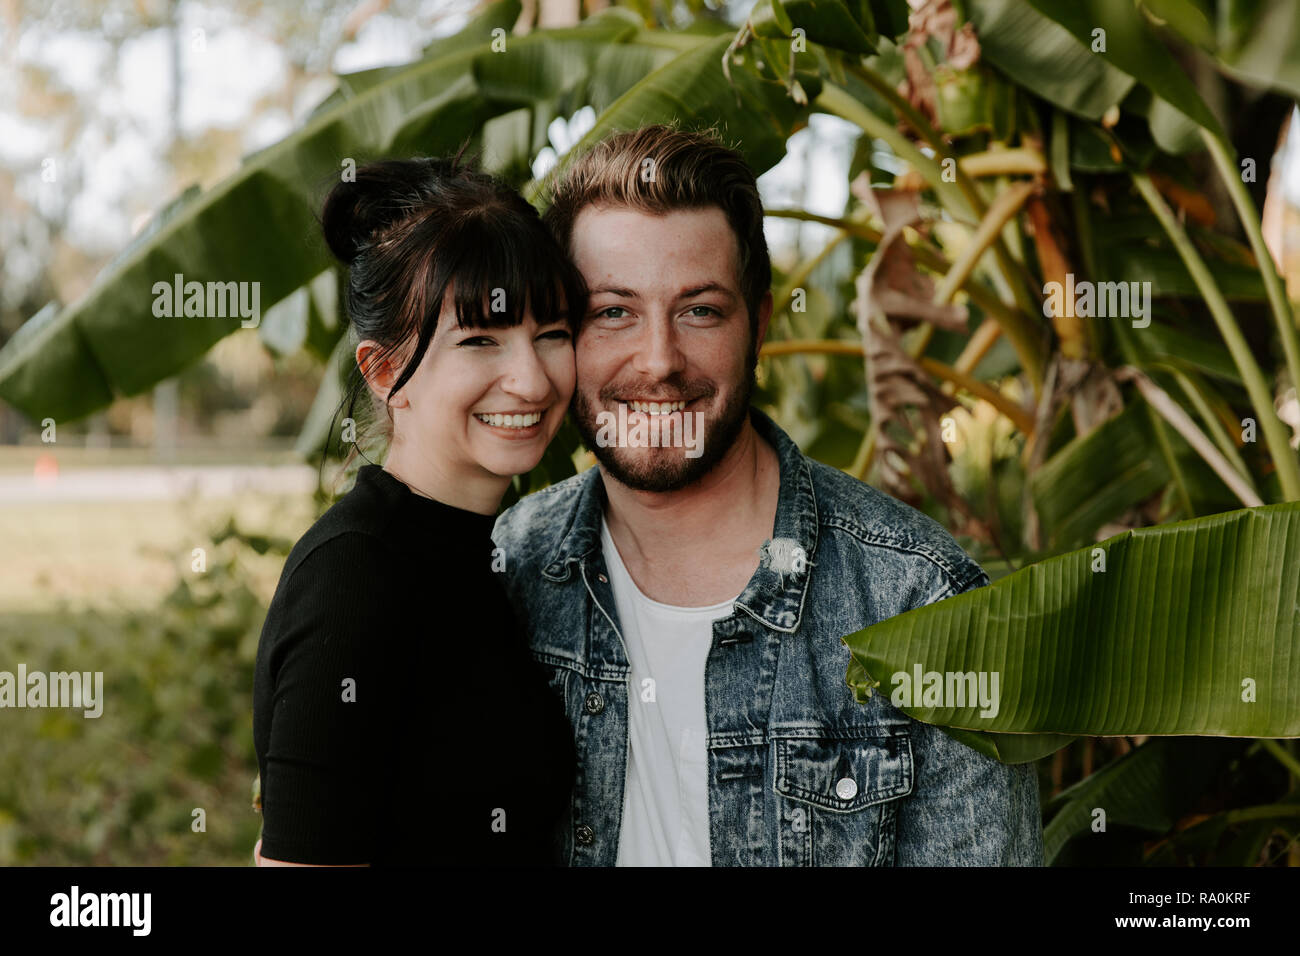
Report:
599,515,737,616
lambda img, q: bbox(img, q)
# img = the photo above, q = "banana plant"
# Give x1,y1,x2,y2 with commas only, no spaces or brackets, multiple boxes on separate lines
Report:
3,0,1300,862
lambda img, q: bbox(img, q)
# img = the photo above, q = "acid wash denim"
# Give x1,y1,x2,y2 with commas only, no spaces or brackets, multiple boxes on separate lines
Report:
492,407,1044,866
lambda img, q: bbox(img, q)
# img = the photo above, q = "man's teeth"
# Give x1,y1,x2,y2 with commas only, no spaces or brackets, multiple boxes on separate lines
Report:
626,400,688,414
474,411,542,428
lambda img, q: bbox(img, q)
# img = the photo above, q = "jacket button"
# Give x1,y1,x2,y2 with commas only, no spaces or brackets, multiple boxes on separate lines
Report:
597,573,608,583
835,777,858,800
584,692,605,715
575,824,595,845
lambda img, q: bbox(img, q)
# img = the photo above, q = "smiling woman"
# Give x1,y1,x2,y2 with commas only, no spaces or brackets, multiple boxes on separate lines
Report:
251,153,584,866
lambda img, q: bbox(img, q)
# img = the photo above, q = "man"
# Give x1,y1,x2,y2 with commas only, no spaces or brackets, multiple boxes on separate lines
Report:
493,125,1043,866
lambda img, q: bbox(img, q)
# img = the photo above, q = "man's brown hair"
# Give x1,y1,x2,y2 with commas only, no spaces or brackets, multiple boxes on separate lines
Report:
542,124,771,334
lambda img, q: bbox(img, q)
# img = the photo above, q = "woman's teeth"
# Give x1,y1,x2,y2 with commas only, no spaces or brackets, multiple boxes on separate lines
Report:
627,400,687,414
475,411,542,428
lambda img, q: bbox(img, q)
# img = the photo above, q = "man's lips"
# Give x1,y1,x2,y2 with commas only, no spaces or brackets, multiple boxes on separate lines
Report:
607,396,705,412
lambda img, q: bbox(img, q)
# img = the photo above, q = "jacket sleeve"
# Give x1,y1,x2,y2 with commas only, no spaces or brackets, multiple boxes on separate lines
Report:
891,564,1045,866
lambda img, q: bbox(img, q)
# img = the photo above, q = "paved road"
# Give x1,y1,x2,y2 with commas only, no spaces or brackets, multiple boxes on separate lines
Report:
0,464,318,505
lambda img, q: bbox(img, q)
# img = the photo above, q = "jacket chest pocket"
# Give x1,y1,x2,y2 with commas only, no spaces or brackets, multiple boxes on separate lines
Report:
773,731,913,866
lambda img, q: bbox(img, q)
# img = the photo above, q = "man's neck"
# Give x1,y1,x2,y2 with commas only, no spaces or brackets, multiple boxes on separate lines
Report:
600,417,781,604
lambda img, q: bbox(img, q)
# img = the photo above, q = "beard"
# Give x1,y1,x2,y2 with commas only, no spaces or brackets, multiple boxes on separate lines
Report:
571,358,756,494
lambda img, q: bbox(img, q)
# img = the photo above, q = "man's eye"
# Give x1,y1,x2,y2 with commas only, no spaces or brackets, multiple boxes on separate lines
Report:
686,305,721,318
598,307,628,319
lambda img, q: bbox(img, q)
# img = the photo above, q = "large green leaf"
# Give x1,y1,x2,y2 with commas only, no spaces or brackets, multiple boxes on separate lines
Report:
1022,0,1223,148
1144,0,1300,101
542,33,820,198
969,0,1223,153
1031,401,1170,551
762,0,877,56
842,502,1300,762
968,0,1137,121
0,9,654,424
1042,736,1245,864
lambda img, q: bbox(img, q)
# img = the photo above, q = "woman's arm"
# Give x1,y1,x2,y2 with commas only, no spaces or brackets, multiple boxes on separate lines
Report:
255,532,398,867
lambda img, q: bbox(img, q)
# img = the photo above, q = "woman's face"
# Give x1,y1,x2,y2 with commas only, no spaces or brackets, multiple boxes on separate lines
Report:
367,295,575,484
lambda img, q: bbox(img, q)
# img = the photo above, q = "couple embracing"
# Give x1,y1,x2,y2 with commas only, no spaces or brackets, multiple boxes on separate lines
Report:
252,124,1043,867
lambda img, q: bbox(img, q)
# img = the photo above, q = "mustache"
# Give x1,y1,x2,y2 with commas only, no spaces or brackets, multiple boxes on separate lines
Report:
597,380,716,403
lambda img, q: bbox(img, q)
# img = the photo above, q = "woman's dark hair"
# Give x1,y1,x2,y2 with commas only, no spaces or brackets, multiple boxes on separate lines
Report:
319,151,586,475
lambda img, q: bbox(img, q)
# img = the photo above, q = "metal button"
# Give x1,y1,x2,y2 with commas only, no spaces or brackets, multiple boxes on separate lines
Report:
584,692,605,715
575,824,594,845
597,573,608,583
835,777,858,800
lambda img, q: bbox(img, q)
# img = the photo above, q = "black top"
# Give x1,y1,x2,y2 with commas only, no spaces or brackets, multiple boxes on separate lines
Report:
253,464,574,865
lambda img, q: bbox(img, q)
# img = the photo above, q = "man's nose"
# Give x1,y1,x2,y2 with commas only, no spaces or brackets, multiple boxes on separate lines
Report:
631,316,686,381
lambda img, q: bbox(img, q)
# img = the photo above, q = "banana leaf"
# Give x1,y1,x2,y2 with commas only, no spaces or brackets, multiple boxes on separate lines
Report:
0,9,654,424
843,502,1300,763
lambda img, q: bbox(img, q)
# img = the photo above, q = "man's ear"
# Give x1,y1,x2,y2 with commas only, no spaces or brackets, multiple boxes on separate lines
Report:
355,340,410,408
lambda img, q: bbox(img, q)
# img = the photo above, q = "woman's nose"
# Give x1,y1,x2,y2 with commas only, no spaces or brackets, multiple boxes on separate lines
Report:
501,342,553,401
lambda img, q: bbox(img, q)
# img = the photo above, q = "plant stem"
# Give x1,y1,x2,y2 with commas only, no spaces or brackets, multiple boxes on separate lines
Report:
932,181,1037,306
765,208,1031,334
758,338,1035,434
1202,130,1300,412
959,147,1047,178
814,82,970,215
1260,738,1300,779
844,63,1043,321
1133,170,1300,501
1115,366,1263,508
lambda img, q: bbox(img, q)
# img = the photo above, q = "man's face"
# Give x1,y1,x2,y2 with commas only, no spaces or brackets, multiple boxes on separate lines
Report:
569,204,770,492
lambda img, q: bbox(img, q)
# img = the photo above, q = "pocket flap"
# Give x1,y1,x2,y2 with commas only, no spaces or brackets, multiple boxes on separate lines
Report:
775,732,913,812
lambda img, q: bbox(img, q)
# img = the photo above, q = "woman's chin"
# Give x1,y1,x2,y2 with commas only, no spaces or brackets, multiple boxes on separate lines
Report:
477,450,548,480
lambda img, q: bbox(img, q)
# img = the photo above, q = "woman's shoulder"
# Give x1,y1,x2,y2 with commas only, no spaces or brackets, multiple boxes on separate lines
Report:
271,478,407,609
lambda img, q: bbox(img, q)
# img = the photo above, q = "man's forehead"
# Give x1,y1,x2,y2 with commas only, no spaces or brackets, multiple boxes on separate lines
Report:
570,204,741,289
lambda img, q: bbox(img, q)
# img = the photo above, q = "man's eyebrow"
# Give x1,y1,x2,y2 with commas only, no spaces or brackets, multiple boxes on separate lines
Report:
678,282,737,300
586,282,738,300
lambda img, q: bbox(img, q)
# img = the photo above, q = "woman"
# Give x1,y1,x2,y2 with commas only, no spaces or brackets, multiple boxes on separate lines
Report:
252,155,582,866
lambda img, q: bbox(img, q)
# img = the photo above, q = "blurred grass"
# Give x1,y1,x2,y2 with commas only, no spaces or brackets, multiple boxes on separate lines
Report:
0,489,315,864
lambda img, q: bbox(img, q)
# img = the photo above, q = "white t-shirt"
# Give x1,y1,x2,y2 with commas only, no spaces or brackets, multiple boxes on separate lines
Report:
600,516,736,867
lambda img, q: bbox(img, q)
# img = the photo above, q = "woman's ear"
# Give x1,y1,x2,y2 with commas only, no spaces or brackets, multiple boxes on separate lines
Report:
355,340,411,408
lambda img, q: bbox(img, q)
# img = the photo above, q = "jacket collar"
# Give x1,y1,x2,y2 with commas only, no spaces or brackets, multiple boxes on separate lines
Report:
542,406,818,633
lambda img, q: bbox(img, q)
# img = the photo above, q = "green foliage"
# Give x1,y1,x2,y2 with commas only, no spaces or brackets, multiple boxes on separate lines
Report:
0,521,285,865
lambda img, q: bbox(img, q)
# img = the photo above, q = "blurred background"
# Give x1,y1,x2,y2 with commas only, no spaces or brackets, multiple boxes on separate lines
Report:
3,0,1299,865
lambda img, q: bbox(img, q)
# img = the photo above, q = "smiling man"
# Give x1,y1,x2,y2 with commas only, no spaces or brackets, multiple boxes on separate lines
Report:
492,125,1043,866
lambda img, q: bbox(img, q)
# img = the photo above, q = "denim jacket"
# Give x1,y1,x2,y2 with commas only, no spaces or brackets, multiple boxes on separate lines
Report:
493,407,1044,866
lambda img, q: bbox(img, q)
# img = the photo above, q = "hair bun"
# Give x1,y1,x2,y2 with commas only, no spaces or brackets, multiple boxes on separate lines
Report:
321,158,452,265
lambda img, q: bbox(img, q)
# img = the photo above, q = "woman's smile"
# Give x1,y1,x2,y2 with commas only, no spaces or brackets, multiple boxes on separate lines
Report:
472,407,550,437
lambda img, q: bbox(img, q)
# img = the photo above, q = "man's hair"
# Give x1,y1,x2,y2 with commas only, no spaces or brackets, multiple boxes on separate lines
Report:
542,124,771,333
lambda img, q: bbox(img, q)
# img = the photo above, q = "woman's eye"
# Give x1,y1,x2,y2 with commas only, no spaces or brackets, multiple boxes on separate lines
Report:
538,329,571,341
458,336,495,347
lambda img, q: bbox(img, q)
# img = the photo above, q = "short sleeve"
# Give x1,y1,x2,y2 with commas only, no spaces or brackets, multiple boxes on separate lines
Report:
257,532,399,864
